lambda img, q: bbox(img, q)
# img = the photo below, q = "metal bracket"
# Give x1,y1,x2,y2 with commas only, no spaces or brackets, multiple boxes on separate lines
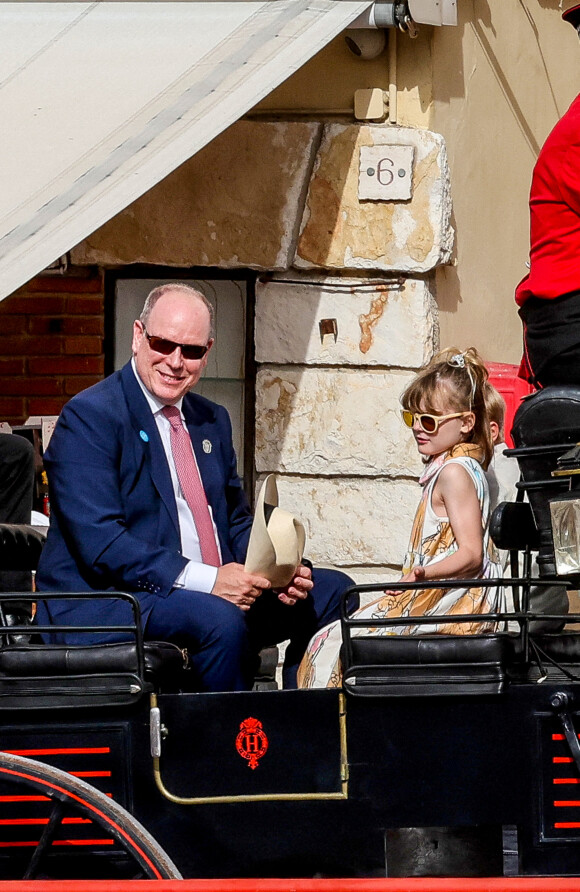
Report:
551,691,580,775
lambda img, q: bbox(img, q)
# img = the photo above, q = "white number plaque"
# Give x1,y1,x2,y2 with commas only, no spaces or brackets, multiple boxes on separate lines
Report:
358,144,414,201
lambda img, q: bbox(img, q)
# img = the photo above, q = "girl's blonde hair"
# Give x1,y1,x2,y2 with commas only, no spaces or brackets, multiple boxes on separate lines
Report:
401,347,493,469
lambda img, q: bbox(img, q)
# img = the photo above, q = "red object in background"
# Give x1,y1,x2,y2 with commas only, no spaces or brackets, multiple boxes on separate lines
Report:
486,362,534,448
1,877,580,891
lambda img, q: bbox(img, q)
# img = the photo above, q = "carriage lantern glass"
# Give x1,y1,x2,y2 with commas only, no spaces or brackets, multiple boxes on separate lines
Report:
550,445,580,575
550,493,580,575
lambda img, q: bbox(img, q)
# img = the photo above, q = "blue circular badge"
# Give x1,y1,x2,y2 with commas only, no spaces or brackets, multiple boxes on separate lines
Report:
139,430,149,442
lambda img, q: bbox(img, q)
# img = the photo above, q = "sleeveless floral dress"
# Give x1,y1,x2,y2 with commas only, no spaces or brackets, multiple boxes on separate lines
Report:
297,443,505,689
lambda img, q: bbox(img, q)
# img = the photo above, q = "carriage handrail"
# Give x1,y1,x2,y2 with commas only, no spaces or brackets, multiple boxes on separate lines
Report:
505,442,580,457
340,578,575,629
340,576,532,623
0,590,147,682
339,577,578,675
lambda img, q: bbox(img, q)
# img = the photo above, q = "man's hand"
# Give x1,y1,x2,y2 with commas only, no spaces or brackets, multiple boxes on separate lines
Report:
276,564,313,606
212,563,271,611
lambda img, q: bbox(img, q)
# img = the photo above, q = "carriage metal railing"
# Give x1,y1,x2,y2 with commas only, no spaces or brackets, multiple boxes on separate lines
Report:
0,590,150,708
340,576,580,685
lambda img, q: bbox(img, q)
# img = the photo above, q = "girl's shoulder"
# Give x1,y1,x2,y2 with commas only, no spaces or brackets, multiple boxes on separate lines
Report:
431,456,486,501
421,446,485,491
443,455,483,473
440,444,485,480
436,456,482,485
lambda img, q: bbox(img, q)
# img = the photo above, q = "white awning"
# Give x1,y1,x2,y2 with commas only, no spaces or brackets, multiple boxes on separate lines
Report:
0,0,372,300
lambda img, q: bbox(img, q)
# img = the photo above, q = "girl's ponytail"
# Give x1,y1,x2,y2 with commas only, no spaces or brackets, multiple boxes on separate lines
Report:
441,348,493,468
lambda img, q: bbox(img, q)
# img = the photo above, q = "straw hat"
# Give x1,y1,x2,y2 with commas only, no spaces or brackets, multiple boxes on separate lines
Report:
244,475,306,588
562,1,580,27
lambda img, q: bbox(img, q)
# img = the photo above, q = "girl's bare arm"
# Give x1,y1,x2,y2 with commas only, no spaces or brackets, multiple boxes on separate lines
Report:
404,463,484,582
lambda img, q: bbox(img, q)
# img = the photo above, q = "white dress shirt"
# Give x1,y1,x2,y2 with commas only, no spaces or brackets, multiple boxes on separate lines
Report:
131,359,220,593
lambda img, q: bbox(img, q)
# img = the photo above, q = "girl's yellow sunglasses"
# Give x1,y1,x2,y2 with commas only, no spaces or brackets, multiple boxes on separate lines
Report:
401,410,469,434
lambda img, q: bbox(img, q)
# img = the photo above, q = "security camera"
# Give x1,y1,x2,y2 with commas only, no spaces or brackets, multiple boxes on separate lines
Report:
344,29,387,60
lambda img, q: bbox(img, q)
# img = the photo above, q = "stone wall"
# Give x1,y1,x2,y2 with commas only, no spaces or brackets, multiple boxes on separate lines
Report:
70,121,323,271
71,120,453,277
68,118,452,580
254,274,437,581
295,125,452,273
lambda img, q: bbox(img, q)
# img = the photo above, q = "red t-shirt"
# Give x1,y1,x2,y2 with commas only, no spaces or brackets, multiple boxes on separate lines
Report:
515,93,580,308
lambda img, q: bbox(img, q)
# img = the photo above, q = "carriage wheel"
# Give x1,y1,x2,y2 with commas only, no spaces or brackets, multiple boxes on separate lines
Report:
0,751,182,879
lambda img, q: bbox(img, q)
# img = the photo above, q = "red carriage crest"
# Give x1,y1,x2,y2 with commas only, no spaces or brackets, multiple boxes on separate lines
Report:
235,717,269,769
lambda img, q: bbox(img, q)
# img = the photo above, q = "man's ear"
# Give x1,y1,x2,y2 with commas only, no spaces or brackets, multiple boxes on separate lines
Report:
131,319,144,355
460,411,476,435
201,337,214,367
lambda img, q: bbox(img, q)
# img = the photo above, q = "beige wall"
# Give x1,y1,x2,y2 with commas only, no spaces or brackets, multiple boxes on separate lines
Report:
254,33,391,112
37,7,580,370
427,0,580,363
258,6,580,364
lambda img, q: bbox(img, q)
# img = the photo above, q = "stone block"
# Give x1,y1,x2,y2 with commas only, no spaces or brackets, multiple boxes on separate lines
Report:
71,121,321,270
344,568,402,606
262,475,417,567
347,567,401,587
357,575,403,608
307,566,400,605
255,273,436,366
256,367,423,477
295,124,453,273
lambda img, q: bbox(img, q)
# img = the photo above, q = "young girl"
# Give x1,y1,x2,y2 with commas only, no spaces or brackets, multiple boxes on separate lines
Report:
298,347,505,689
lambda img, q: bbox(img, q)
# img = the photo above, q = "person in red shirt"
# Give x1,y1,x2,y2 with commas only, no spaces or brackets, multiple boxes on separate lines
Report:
517,1,580,387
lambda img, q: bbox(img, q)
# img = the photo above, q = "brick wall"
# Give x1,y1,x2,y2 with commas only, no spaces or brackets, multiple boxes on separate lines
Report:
0,271,104,424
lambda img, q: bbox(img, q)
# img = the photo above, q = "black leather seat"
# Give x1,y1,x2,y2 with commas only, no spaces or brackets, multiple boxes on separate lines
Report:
489,501,540,552
519,632,580,682
0,523,191,706
0,640,188,709
341,627,580,696
342,634,516,697
0,639,185,680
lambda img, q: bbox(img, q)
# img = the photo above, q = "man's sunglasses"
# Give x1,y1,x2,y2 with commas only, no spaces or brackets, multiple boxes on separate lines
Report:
401,410,469,434
144,328,210,361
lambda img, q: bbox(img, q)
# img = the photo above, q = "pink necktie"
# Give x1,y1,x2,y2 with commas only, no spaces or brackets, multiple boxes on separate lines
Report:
162,405,221,567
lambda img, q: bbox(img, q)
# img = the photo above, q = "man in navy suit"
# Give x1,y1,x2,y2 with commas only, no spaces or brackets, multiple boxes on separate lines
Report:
36,283,353,691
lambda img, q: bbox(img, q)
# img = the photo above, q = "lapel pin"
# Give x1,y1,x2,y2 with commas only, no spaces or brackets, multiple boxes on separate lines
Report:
139,430,149,442
203,439,212,454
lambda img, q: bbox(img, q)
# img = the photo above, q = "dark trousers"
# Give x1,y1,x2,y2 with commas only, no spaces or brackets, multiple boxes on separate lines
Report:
145,567,356,692
0,434,35,592
520,289,580,387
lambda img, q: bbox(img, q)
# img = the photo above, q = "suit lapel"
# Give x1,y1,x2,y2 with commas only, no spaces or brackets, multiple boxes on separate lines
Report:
119,363,180,536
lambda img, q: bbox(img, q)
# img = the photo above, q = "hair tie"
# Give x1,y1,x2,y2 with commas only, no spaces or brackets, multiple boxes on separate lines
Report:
447,350,476,407
448,352,466,368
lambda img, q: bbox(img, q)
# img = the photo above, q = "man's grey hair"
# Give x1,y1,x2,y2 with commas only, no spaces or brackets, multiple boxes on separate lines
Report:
140,283,215,339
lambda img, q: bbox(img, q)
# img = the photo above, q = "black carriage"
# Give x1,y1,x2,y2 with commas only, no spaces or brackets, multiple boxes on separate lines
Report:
3,386,580,880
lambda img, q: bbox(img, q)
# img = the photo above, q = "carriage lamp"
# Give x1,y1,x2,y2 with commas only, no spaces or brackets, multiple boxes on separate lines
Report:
551,445,580,575
550,494,580,575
